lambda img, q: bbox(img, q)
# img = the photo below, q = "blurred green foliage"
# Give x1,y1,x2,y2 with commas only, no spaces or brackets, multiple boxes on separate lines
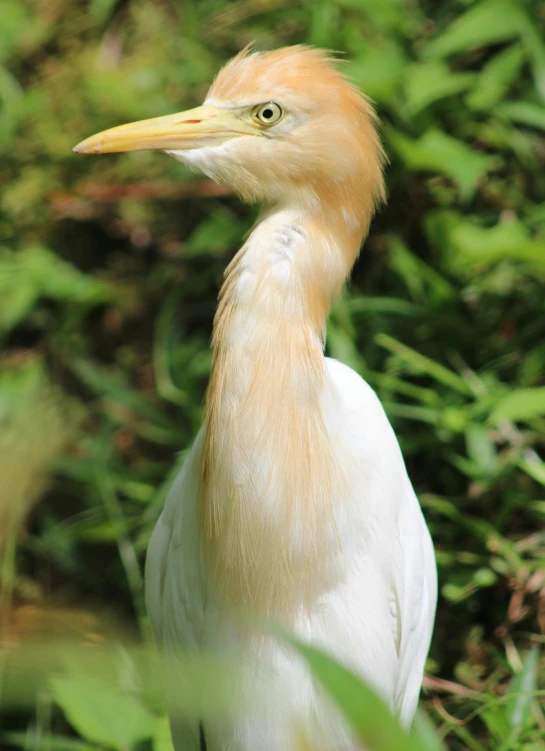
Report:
1,0,545,749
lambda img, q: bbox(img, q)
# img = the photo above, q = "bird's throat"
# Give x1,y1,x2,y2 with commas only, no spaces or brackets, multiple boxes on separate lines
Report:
199,207,356,616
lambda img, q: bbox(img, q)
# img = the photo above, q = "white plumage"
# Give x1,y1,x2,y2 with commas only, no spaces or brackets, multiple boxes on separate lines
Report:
75,45,437,751
146,357,436,750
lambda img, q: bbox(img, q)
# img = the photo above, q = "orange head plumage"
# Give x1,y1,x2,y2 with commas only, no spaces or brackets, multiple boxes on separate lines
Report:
74,46,388,615
75,45,386,235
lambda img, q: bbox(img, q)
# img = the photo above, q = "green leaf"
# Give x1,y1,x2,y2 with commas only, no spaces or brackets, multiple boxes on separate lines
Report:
490,388,545,423
386,129,499,200
480,697,512,742
518,459,545,486
185,206,246,256
1,732,98,751
0,245,111,334
0,278,38,333
519,11,545,101
376,333,472,395
453,221,545,268
0,1,52,63
443,568,496,602
71,358,179,433
388,237,456,304
276,629,442,751
497,101,545,131
327,319,367,375
51,675,158,750
473,568,497,588
446,723,488,751
153,715,175,751
7,639,245,726
427,214,545,273
404,61,475,114
427,0,524,58
506,648,539,736
89,0,119,26
347,41,407,104
344,296,421,317
466,44,525,111
19,245,111,304
410,710,448,751
465,424,497,473
383,402,440,426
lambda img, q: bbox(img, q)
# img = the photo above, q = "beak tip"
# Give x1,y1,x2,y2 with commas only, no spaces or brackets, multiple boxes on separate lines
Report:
73,138,102,155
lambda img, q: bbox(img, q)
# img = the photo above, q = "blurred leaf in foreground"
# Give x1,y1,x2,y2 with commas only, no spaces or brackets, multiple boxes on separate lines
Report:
505,647,539,739
274,625,444,751
0,359,82,593
51,674,158,750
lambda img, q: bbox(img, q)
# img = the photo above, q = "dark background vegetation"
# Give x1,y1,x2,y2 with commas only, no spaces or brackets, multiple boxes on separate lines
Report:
1,0,545,749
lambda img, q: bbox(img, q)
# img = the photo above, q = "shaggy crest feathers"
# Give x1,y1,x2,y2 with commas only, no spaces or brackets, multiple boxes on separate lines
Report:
210,45,369,112
207,45,386,236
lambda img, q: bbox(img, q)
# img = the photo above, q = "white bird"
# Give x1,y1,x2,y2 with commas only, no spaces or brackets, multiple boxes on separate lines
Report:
75,45,437,751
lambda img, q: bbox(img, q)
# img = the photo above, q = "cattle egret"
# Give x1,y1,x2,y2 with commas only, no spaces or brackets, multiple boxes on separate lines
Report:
75,45,437,751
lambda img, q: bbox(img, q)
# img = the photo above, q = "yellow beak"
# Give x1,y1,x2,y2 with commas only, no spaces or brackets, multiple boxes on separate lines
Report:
73,104,256,155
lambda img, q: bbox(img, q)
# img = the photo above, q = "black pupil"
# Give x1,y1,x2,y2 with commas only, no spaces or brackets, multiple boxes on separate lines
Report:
262,108,273,119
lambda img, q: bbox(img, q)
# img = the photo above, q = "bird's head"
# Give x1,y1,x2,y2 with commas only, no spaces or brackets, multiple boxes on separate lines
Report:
75,46,385,226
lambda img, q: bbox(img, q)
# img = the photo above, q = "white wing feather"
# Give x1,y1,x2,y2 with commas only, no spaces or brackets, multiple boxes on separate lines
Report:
323,358,437,725
145,430,206,751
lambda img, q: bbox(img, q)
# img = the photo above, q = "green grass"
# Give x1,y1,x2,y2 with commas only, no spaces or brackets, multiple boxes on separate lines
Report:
1,0,545,749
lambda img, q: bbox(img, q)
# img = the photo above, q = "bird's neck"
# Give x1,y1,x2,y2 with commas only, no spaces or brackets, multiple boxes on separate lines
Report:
200,203,363,616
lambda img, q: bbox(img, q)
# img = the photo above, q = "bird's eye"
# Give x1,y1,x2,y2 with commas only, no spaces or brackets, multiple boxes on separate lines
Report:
253,102,283,126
